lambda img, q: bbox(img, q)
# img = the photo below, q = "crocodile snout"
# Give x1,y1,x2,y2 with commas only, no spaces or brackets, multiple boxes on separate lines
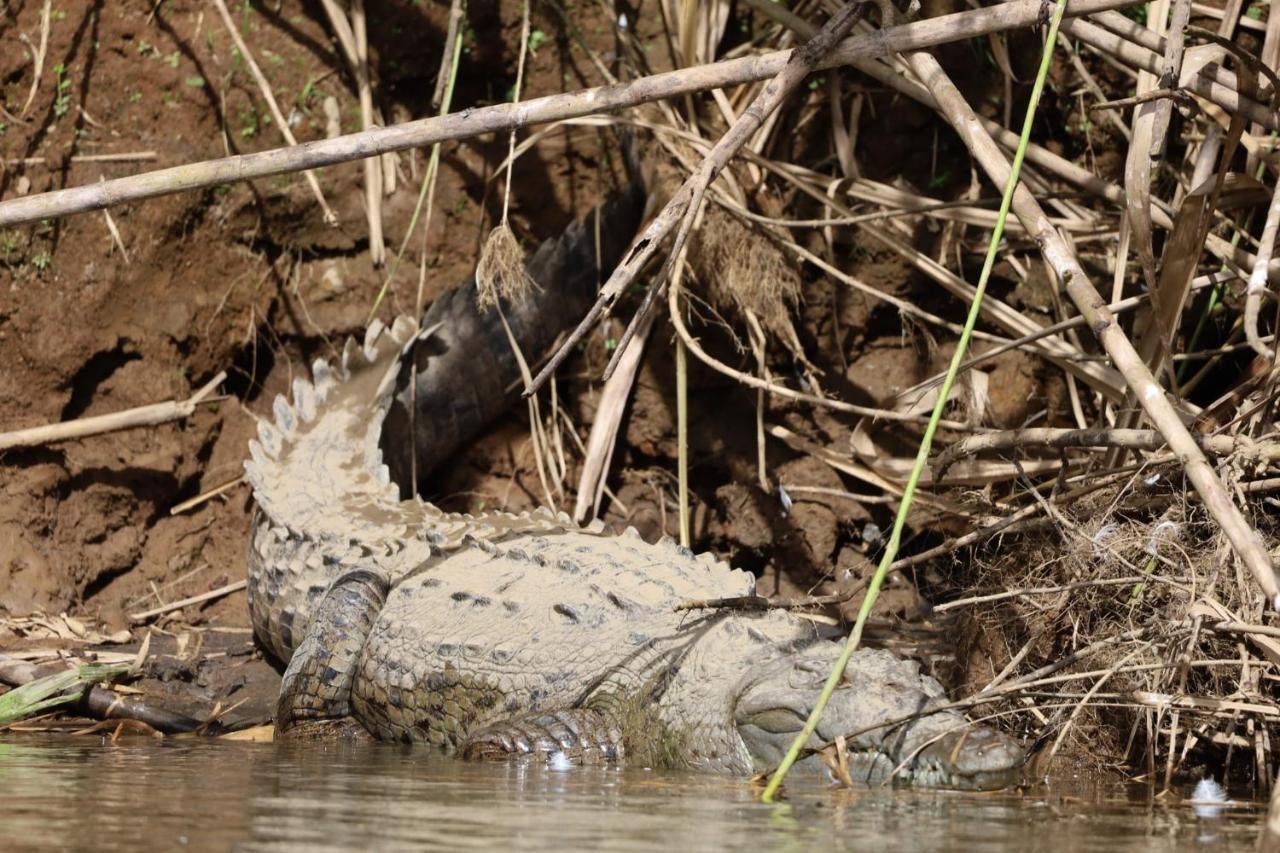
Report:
912,725,1024,790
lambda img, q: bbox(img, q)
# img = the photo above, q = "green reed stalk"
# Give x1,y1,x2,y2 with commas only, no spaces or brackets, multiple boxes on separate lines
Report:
761,0,1071,801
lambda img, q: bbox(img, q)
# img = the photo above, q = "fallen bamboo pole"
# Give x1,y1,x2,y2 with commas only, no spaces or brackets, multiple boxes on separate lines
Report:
0,0,1141,229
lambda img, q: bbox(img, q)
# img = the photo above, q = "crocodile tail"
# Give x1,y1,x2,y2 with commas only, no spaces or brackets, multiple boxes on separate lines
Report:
244,315,589,661
381,175,649,490
244,315,434,545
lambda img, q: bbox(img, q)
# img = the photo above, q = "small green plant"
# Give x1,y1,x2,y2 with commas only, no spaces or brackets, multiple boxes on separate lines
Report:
137,39,157,57
31,251,52,271
52,63,72,118
239,106,260,138
1246,1,1265,19
129,89,143,103
185,75,206,88
297,78,319,109
164,51,180,68
528,29,549,55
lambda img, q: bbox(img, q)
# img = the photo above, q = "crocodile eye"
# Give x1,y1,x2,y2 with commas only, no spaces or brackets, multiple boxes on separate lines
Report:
744,707,807,735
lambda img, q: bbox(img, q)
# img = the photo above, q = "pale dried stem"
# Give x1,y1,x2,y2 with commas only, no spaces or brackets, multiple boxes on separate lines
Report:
0,372,225,452
935,427,1279,480
318,0,383,264
169,475,246,516
1246,176,1280,360
211,0,336,225
571,311,657,523
0,0,1141,226
18,1,51,117
127,580,248,625
906,51,1280,604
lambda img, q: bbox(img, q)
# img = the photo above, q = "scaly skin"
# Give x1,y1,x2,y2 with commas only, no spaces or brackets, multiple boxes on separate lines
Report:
244,227,1024,790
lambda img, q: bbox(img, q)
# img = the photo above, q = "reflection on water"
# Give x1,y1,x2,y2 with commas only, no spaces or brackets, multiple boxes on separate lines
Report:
0,736,1264,851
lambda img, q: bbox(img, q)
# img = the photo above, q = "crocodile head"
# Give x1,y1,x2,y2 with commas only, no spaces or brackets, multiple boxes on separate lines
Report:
733,648,1023,790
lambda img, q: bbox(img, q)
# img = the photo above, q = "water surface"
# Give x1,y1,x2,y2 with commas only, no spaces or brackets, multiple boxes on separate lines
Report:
0,736,1265,851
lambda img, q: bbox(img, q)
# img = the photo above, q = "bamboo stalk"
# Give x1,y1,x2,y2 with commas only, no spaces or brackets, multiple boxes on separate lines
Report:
0,0,1141,229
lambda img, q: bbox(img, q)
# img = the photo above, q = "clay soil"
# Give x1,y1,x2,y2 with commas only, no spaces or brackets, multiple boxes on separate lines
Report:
0,1,1130,734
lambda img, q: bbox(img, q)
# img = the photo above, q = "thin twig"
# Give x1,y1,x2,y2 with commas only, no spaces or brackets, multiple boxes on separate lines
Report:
934,427,1277,479
0,372,225,452
126,580,247,625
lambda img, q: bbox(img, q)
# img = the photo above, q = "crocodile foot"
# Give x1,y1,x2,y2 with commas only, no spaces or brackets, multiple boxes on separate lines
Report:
461,709,623,763
276,569,389,732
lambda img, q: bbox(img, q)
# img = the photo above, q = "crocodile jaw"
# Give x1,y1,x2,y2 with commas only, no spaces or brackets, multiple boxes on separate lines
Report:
733,648,1023,790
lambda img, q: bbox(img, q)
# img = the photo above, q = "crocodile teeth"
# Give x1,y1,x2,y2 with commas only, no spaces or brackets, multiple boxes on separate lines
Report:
272,394,296,439
257,418,283,458
292,377,317,423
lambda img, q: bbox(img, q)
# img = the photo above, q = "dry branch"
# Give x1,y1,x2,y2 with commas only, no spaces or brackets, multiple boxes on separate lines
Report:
934,427,1278,479
903,51,1280,604
0,0,1141,229
0,371,225,453
127,580,247,625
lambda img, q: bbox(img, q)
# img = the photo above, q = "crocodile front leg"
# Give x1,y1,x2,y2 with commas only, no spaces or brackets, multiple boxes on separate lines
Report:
461,709,623,763
276,569,389,734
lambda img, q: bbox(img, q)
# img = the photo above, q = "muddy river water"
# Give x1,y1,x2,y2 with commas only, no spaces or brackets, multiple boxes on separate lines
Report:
0,736,1267,851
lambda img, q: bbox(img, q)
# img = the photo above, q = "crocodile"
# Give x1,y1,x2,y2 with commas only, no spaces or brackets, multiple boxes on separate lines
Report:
244,222,1024,791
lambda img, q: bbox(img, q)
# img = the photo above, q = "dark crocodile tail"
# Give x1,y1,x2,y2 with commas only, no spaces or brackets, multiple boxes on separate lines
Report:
382,173,647,495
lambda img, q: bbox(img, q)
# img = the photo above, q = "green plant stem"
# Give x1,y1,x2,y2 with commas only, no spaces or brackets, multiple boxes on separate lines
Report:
760,0,1070,801
368,17,465,322
0,664,128,724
